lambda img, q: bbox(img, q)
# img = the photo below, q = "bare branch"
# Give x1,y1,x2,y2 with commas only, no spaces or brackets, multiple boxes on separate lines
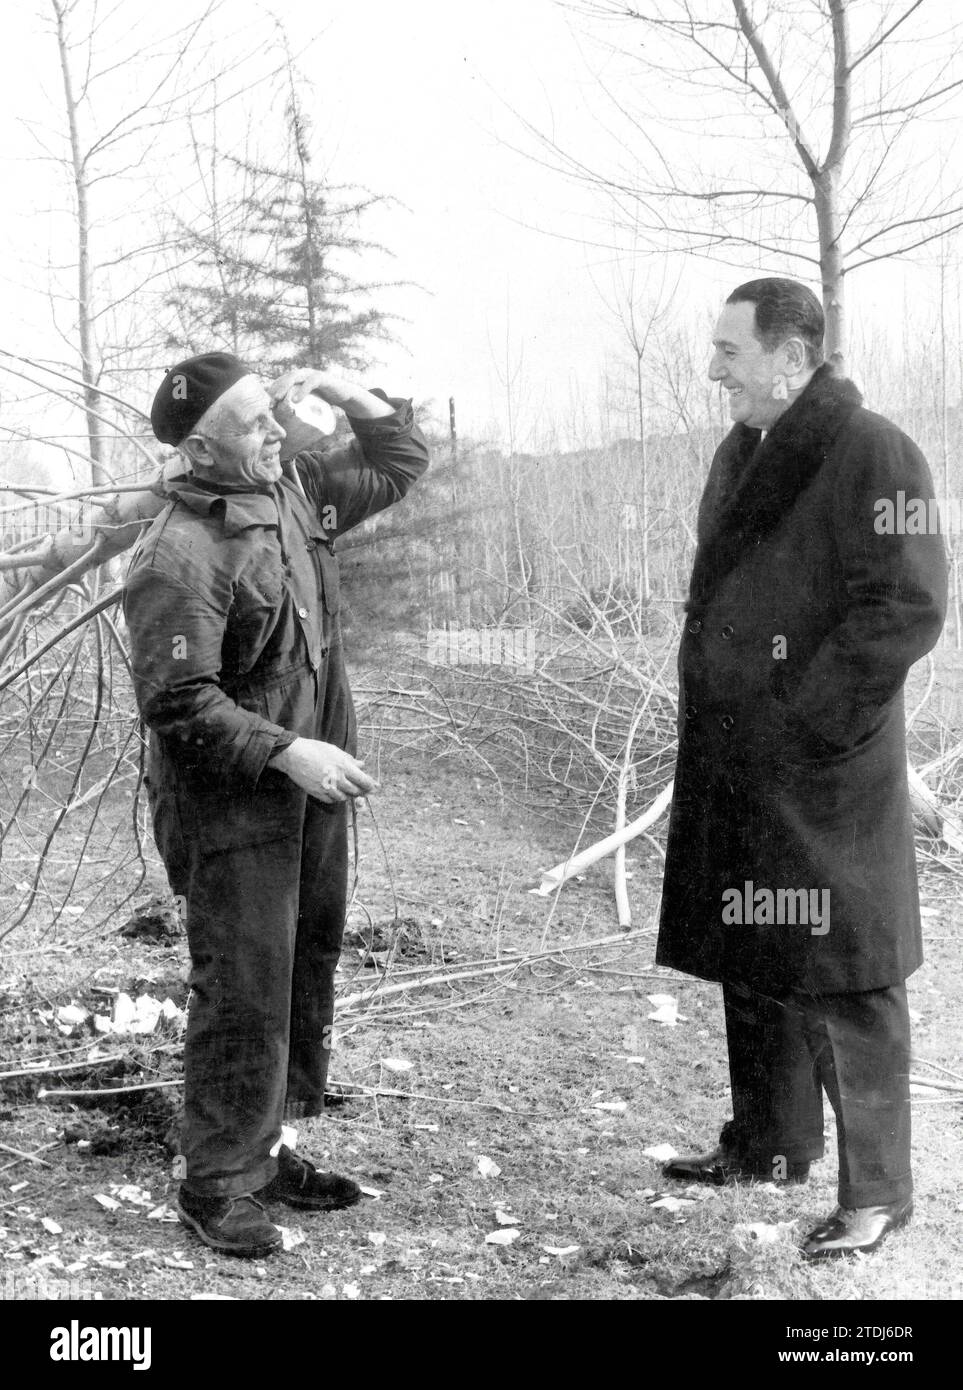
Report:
852,76,963,126
848,201,963,255
848,0,926,74
731,0,819,178
850,215,963,268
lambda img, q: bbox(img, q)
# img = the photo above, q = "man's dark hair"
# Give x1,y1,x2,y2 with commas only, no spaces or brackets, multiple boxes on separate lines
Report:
726,278,825,367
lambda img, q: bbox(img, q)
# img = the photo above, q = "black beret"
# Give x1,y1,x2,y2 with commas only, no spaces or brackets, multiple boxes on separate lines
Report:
150,352,254,445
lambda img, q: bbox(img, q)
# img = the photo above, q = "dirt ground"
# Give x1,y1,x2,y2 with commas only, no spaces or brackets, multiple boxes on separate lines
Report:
1,751,962,1303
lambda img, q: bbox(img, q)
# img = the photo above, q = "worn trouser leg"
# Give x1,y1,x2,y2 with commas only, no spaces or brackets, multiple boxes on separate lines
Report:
150,778,307,1196
796,985,913,1208
285,800,349,1117
722,982,826,1175
179,832,305,1196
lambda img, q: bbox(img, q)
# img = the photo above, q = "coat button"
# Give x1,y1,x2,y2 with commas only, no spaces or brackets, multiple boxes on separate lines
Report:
720,714,734,731
685,705,698,720
721,624,733,639
297,606,309,619
687,619,702,634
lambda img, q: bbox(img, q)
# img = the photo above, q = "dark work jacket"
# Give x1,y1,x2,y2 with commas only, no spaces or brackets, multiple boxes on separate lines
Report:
124,394,429,857
655,366,947,995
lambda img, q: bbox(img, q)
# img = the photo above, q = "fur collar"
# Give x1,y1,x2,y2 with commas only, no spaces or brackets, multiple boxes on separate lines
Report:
686,364,863,610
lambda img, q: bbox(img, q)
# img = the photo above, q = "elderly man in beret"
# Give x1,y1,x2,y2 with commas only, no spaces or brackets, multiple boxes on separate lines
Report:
124,354,429,1256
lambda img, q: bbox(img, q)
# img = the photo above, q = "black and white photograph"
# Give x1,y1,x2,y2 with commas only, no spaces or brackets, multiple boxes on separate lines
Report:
0,0,960,1344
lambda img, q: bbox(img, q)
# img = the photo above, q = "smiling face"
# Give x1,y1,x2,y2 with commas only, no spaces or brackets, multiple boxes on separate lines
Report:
186,376,286,487
709,300,800,430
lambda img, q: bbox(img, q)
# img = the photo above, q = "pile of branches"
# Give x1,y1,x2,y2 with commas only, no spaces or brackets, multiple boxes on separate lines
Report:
0,360,172,939
0,606,151,943
353,589,680,828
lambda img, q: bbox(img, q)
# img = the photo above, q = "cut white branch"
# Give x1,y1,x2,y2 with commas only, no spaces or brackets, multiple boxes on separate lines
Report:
0,1053,127,1082
531,780,675,896
614,703,649,928
907,762,963,852
532,757,960,904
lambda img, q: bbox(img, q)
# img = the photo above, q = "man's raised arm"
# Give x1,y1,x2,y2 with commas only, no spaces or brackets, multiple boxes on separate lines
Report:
270,369,430,535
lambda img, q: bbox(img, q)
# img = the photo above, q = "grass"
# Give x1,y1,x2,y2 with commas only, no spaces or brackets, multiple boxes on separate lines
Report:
1,752,962,1302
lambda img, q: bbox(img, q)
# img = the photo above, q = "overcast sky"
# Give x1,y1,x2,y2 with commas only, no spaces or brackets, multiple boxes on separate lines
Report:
2,0,961,463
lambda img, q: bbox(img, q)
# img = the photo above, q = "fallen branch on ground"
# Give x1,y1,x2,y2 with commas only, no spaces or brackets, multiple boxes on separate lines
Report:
907,763,963,852
37,1078,183,1101
28,929,665,1101
329,1083,536,1115
337,926,657,1013
533,755,963,903
531,781,674,896
0,1053,127,1082
908,1073,963,1093
0,1140,54,1167
0,1141,58,1176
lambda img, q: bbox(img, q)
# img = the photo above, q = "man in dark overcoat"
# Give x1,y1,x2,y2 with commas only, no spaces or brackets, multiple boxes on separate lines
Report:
656,279,947,1258
124,354,429,1256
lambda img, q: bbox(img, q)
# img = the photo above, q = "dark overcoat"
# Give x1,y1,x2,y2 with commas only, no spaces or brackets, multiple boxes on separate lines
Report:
656,366,947,995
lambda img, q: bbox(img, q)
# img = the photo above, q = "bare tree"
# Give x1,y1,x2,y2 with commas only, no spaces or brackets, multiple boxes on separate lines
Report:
594,248,676,600
39,1,237,482
553,0,963,364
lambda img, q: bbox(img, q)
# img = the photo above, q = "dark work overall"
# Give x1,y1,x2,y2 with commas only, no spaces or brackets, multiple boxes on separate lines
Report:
150,748,351,1195
125,399,429,1196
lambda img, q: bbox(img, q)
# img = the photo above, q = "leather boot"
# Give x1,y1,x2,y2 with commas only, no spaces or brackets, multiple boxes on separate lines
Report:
258,1145,361,1212
177,1187,282,1257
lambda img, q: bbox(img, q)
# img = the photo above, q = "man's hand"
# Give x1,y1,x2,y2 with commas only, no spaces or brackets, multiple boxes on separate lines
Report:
269,738,377,803
269,369,396,421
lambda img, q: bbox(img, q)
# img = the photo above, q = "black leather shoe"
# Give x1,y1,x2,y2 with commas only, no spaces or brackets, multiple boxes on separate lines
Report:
258,1145,362,1212
177,1187,282,1257
663,1147,810,1186
802,1197,913,1259
662,1119,810,1187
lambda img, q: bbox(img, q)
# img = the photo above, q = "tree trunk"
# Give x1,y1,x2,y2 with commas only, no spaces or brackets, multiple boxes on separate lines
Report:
635,352,650,602
814,175,845,369
288,86,320,365
818,0,850,370
53,1,107,487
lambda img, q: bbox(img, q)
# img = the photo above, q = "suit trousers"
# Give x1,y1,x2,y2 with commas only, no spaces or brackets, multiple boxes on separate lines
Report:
151,785,349,1197
722,981,913,1207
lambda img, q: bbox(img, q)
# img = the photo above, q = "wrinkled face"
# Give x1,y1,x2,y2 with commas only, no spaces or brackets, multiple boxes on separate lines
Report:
190,376,286,486
708,300,791,430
